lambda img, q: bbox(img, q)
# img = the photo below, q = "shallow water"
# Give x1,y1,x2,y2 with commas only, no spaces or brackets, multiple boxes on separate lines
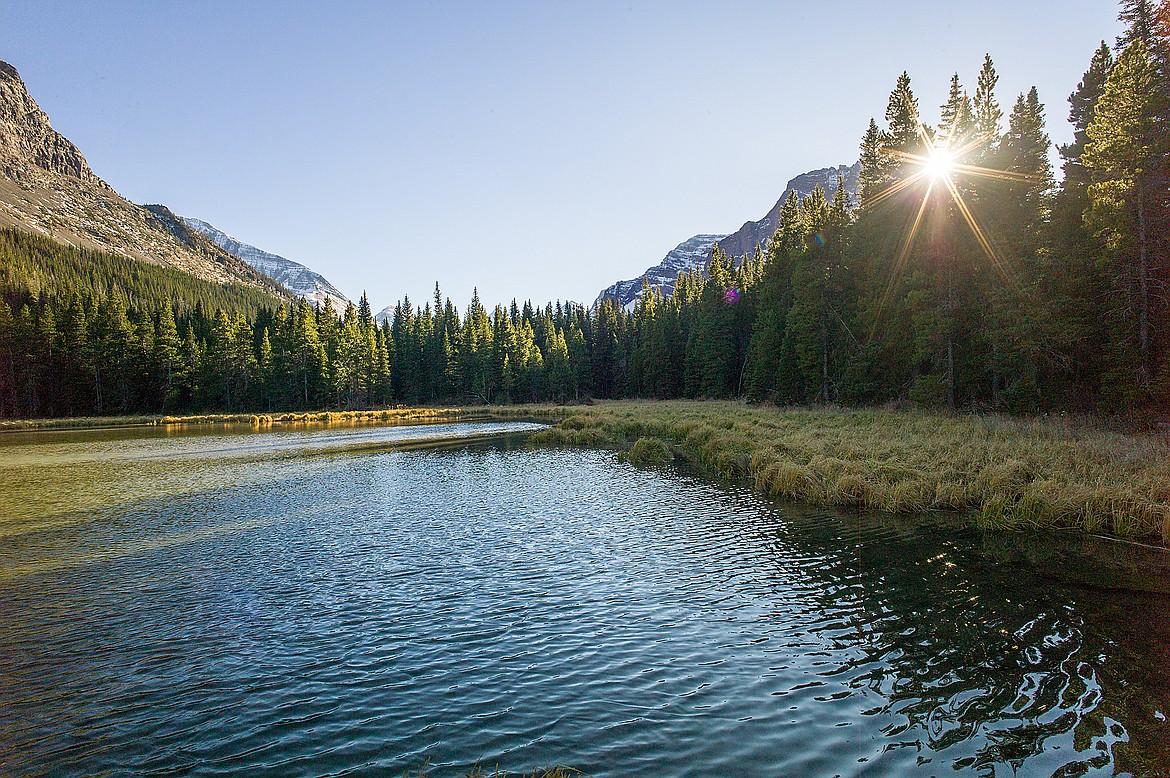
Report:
0,422,1168,776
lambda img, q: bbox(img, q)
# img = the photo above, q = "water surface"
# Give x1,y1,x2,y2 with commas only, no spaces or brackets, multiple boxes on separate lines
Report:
1,422,1168,776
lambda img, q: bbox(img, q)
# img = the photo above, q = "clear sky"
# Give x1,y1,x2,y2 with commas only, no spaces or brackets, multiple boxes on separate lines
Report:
2,1,1123,313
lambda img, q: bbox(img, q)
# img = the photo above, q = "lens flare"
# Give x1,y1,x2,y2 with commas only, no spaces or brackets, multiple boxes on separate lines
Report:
924,147,956,180
862,118,1049,340
723,287,740,305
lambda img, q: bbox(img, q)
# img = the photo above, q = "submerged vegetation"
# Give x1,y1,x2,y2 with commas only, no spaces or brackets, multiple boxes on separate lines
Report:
402,762,585,778
519,400,1170,545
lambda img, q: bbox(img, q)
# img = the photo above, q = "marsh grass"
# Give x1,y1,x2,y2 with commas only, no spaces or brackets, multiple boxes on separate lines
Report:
501,400,1170,545
627,436,673,466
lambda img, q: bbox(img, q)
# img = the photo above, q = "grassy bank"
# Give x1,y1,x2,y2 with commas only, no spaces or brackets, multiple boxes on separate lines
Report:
500,400,1170,546
8,399,1168,545
0,407,468,432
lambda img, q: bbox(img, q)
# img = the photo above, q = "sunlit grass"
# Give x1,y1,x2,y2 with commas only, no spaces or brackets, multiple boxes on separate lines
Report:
501,400,1170,545
0,406,467,432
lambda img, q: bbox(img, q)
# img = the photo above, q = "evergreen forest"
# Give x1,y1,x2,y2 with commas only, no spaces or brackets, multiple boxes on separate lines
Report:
0,1,1167,419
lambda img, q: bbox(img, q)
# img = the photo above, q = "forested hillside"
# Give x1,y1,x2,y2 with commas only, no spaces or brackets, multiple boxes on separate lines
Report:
0,0,1166,419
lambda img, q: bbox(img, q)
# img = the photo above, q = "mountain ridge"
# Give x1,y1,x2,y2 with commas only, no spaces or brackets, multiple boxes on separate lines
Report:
182,217,351,311
0,59,287,298
596,162,860,310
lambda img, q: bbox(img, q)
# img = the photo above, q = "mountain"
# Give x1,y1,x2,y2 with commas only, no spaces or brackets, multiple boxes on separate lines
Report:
0,60,286,297
710,163,860,261
182,217,350,311
595,162,860,310
595,234,727,312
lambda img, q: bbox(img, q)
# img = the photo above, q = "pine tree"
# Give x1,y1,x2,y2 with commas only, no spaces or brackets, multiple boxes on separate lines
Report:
290,298,326,407
885,71,921,153
1084,38,1170,395
858,118,891,207
937,73,973,148
973,54,1003,153
1060,42,1115,188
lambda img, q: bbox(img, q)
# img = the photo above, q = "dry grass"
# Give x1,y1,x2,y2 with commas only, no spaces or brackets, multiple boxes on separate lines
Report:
502,400,1170,545
1,406,467,432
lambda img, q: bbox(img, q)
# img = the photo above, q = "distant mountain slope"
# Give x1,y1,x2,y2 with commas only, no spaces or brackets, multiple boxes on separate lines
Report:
183,217,350,311
0,60,286,298
595,234,726,312
595,163,860,310
712,163,860,262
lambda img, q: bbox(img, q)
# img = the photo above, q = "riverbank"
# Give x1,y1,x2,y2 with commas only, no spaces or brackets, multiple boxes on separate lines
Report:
494,400,1170,546
6,399,1169,546
0,407,468,432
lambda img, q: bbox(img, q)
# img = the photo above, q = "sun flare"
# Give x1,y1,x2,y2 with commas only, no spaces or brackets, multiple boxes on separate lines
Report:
924,147,956,180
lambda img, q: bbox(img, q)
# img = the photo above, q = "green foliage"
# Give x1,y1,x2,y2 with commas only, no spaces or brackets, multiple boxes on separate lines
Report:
3,4,1167,420
627,436,673,465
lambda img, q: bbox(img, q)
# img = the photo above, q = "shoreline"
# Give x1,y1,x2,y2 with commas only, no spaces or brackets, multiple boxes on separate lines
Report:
502,400,1170,549
5,399,1169,549
0,407,471,433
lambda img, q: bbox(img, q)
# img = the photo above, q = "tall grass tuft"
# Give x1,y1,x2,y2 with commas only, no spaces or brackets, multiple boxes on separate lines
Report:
505,399,1170,546
628,437,673,466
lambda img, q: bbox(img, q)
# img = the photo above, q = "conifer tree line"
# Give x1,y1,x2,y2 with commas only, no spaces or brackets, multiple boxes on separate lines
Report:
0,1,1166,418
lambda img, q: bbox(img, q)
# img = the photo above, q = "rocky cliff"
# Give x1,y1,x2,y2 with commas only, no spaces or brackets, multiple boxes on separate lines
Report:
595,234,726,311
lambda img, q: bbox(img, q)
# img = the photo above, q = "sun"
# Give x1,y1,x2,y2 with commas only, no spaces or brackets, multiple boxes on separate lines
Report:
923,146,956,180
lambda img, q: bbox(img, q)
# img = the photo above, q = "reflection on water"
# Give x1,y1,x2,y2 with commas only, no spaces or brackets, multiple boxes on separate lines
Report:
0,424,1167,776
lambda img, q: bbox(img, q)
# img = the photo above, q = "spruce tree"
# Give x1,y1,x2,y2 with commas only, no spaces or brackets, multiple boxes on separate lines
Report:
1084,38,1170,396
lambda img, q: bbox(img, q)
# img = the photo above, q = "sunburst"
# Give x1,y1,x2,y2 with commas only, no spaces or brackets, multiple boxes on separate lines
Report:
863,118,1047,339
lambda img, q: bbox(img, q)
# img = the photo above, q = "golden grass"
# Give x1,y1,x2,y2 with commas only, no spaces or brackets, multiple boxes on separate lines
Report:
0,406,467,432
500,400,1170,545
627,436,673,465
10,399,1168,545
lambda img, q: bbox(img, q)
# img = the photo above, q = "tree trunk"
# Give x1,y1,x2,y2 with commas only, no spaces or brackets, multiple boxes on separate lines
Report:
1138,185,1151,387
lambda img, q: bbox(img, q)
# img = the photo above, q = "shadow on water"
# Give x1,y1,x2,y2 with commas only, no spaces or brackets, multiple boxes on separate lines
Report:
713,489,1170,776
0,429,1167,776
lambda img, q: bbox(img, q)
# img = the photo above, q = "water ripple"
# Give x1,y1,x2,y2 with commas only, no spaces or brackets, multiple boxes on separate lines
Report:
0,425,1168,776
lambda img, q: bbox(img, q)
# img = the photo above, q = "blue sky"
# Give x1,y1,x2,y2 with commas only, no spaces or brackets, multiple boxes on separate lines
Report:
2,1,1123,312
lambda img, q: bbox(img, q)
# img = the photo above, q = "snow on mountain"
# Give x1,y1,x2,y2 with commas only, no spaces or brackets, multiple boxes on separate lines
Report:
595,234,726,311
375,305,394,326
711,163,860,263
182,217,351,311
595,162,860,310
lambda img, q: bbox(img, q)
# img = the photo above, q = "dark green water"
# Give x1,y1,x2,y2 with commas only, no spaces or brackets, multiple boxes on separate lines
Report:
1,421,1168,776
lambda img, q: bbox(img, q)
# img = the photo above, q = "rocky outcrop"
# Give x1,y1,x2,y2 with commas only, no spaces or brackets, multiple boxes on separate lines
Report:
0,61,105,188
712,163,860,262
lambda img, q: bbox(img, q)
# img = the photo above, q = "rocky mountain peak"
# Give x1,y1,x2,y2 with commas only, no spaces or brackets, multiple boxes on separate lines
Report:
182,216,351,311
596,162,860,311
0,60,105,188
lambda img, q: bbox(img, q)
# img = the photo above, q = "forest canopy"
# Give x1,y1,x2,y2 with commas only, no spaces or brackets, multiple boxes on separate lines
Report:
0,0,1167,418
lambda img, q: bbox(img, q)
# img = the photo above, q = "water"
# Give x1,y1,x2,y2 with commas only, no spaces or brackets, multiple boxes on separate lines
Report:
1,421,1168,777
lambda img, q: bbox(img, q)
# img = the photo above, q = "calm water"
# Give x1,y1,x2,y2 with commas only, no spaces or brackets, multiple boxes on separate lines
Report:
1,421,1168,777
